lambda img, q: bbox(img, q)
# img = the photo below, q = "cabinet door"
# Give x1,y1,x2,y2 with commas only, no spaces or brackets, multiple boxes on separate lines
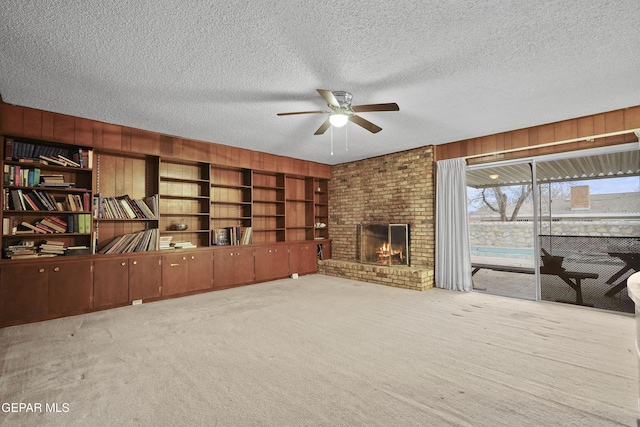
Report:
187,252,213,292
290,243,317,275
129,255,162,301
233,247,255,285
162,253,189,296
255,246,289,282
0,264,49,323
93,258,129,307
319,241,331,260
49,261,93,314
214,247,255,289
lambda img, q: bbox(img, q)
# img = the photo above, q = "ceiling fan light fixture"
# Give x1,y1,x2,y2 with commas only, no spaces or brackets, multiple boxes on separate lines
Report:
329,113,349,127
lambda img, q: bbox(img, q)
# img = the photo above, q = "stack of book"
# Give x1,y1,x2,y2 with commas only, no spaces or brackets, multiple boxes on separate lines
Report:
172,241,197,249
39,240,66,255
65,245,90,256
38,174,75,188
159,235,173,250
4,240,39,259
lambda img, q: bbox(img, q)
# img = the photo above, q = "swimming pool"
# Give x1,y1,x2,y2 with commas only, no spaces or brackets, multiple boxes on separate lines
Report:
470,246,534,260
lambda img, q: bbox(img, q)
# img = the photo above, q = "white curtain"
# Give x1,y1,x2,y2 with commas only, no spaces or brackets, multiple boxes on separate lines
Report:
435,158,473,291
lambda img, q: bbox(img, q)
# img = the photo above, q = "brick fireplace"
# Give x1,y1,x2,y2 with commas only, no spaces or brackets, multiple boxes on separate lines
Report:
318,146,435,291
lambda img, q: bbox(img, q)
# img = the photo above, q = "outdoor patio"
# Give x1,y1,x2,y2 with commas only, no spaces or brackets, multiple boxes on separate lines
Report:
472,268,634,314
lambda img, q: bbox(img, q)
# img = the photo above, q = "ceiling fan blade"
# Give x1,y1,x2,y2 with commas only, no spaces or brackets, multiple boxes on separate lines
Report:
314,118,331,135
277,110,325,116
349,115,382,133
316,89,340,108
352,103,400,113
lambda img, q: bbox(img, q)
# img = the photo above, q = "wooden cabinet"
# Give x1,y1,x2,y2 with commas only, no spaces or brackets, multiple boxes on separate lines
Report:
213,246,255,289
48,260,93,314
0,108,332,327
0,263,49,322
93,257,129,307
187,251,214,291
289,242,318,275
129,255,162,301
255,245,289,282
163,250,214,295
162,252,190,296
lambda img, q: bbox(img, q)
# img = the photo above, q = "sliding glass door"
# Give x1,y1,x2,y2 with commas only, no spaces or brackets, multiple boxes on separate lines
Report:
466,144,639,313
466,161,537,300
536,150,639,313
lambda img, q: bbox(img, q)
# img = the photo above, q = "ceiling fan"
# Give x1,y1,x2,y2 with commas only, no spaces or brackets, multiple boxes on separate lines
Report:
277,89,399,135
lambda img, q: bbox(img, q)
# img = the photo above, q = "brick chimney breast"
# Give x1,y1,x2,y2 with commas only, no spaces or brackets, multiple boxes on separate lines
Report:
570,185,590,210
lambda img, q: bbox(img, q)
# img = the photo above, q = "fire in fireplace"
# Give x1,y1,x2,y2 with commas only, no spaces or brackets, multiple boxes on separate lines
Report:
360,224,409,266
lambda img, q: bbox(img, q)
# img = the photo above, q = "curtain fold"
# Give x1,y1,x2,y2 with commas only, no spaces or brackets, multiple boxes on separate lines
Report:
435,158,473,291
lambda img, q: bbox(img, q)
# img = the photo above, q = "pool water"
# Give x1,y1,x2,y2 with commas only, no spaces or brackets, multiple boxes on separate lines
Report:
470,246,534,260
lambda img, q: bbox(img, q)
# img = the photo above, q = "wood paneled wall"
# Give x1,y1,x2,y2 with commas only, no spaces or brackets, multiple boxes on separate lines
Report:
435,106,640,164
0,101,331,178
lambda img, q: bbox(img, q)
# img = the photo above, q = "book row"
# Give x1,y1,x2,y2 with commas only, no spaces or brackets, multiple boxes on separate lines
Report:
5,138,93,168
3,214,92,235
4,165,80,188
98,228,160,254
4,188,90,212
213,226,252,246
94,194,158,220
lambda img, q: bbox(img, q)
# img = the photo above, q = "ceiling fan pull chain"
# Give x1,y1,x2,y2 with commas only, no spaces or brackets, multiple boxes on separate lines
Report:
345,123,348,151
330,125,334,156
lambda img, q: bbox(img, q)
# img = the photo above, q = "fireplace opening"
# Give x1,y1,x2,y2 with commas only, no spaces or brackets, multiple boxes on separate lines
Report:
360,224,410,266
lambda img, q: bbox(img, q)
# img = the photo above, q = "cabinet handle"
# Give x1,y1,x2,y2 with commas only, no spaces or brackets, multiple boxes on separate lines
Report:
229,253,233,256
38,268,45,273
121,262,126,266
269,249,272,253
191,256,195,260
53,267,60,272
182,256,187,261
170,263,180,267
133,261,138,265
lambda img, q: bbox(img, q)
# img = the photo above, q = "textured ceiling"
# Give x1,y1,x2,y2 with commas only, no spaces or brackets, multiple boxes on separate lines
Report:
1,1,640,165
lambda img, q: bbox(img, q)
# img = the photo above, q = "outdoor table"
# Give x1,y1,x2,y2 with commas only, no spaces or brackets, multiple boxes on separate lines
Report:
540,266,599,306
605,252,640,297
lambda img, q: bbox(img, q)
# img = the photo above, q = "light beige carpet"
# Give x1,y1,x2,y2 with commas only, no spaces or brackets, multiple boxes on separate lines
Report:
1,274,637,426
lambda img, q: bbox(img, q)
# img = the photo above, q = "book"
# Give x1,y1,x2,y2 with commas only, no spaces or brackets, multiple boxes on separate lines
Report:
213,228,229,245
20,221,47,234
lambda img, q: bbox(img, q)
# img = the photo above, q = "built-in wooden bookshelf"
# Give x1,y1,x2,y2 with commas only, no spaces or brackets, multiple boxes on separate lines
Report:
253,171,285,243
2,137,94,258
210,166,252,244
285,176,314,241
94,152,159,253
159,160,210,248
314,178,329,240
